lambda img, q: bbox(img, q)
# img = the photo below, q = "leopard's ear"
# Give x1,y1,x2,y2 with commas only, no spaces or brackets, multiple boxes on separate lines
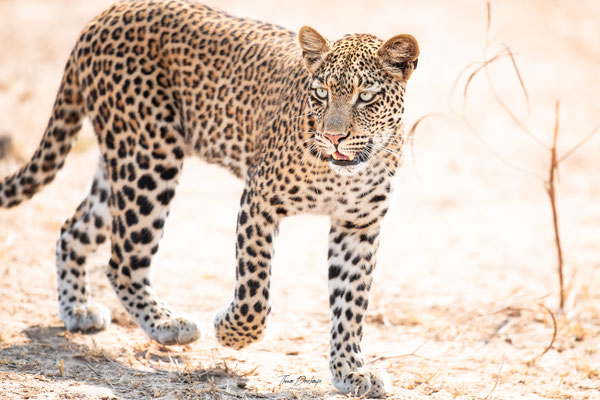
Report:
377,34,419,80
298,26,331,74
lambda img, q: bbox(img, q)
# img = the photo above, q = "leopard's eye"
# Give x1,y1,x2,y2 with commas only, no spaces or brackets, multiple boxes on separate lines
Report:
314,88,328,100
358,92,375,103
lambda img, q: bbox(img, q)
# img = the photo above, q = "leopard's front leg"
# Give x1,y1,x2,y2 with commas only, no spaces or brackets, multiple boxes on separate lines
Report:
327,221,390,398
214,188,278,350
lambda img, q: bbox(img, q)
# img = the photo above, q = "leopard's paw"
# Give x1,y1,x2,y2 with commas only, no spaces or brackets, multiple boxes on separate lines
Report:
60,302,111,333
213,306,264,350
147,316,201,345
332,368,390,398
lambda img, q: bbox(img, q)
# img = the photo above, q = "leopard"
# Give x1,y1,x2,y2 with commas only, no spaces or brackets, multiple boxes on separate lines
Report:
0,0,419,397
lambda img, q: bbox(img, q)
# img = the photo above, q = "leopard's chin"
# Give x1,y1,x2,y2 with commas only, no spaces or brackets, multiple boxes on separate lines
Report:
329,159,367,176
327,141,372,175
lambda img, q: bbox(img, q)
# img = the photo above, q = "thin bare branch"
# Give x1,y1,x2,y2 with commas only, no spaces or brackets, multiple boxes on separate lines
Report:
485,1,491,35
482,356,505,400
461,117,545,181
558,121,600,163
369,293,551,366
408,293,534,357
462,52,510,115
527,304,558,364
547,101,565,309
448,60,487,109
500,43,531,113
483,62,549,149
83,360,103,377
407,113,443,140
368,353,435,364
368,299,493,365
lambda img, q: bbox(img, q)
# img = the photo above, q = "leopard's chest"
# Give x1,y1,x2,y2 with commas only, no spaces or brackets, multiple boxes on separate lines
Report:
266,168,392,222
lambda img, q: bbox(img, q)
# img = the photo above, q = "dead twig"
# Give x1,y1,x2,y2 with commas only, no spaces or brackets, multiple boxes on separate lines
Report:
406,112,443,174
368,353,434,364
481,356,505,400
558,121,600,163
547,101,565,309
408,108,545,180
485,1,491,34
527,303,558,364
83,360,102,377
461,116,545,180
447,45,548,179
500,43,530,113
448,59,492,108
407,113,444,140
461,52,510,115
483,48,546,148
493,302,557,364
370,293,554,368
242,364,260,377
369,293,544,364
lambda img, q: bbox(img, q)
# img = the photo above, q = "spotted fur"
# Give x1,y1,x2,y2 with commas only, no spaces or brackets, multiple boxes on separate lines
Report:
0,1,418,397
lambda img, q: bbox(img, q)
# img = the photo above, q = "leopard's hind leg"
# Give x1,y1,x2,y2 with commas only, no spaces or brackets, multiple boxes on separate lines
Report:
56,158,112,332
101,119,200,345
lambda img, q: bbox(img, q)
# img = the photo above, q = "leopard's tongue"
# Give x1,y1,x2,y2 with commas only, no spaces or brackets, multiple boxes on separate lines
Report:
333,151,350,161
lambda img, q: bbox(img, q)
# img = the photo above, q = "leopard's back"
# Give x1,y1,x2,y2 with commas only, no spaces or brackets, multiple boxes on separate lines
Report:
77,0,306,178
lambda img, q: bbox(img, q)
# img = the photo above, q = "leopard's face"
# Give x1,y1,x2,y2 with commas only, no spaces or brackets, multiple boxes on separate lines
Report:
299,28,419,176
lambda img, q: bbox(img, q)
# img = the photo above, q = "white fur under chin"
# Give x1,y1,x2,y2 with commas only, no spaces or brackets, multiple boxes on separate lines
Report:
329,161,367,176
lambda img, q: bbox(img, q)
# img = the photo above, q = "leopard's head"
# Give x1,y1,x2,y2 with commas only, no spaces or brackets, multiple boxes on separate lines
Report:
298,27,419,175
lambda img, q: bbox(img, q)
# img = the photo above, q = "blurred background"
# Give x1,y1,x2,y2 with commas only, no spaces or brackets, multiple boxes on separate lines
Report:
0,1,598,398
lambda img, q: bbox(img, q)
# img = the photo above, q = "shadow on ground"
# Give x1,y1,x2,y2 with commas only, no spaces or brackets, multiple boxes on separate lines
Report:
0,325,248,399
1,325,328,399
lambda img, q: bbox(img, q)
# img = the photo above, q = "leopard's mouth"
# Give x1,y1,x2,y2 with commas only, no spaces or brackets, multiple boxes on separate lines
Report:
328,142,373,167
330,151,359,166
307,141,373,169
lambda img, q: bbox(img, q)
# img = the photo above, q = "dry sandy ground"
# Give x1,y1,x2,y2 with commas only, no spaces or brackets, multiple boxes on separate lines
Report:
1,0,599,399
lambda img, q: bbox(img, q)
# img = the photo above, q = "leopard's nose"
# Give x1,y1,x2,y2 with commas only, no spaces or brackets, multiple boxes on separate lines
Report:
323,133,347,145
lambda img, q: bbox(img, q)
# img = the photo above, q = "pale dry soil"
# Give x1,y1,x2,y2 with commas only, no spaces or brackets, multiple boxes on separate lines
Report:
0,1,599,399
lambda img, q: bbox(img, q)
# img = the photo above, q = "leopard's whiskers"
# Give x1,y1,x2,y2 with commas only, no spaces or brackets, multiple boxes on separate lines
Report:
298,142,318,168
369,143,405,162
363,148,395,177
311,149,323,184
